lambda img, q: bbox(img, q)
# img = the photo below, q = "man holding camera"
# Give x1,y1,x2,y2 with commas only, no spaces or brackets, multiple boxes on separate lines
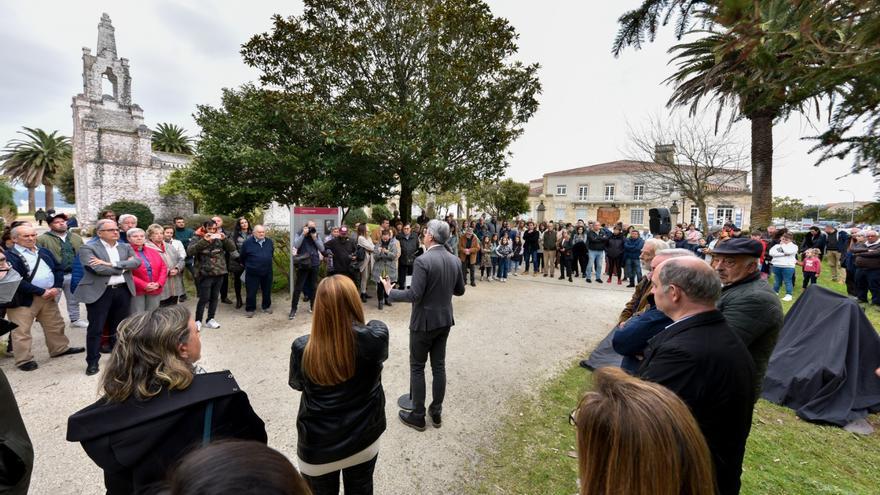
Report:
289,221,325,320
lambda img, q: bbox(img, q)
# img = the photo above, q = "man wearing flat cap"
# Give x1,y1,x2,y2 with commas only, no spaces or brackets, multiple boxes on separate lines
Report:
710,237,783,400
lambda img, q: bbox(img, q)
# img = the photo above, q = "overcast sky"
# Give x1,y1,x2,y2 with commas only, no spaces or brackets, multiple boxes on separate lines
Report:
0,0,873,205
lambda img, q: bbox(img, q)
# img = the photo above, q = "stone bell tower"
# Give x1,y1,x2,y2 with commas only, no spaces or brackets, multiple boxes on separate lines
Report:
72,14,192,226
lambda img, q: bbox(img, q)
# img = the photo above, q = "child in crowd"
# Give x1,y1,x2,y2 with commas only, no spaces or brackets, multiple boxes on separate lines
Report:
489,234,500,281
480,237,494,281
510,237,523,276
800,248,821,288
558,230,574,282
495,236,513,282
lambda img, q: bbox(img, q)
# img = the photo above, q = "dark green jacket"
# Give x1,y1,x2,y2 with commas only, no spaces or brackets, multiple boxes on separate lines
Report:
37,231,84,272
717,272,784,400
186,233,237,277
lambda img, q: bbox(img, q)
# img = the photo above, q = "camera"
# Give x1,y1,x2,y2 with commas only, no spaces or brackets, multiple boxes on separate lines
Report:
308,226,317,234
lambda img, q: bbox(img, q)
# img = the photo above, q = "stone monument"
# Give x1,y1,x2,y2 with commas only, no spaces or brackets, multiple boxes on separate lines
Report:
72,13,192,225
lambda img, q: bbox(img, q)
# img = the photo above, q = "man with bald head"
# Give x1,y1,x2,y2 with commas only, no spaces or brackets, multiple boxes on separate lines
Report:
639,257,755,495
6,225,84,371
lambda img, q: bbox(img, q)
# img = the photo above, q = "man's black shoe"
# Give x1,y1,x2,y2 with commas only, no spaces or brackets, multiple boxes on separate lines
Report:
595,278,603,284
470,281,476,287
365,293,373,299
288,310,297,320
579,359,594,371
429,412,442,428
86,363,100,376
52,347,85,357
235,300,243,309
627,283,635,287
17,361,38,372
585,279,592,283
221,298,234,305
100,344,112,354
384,300,392,307
399,410,426,432
361,293,368,303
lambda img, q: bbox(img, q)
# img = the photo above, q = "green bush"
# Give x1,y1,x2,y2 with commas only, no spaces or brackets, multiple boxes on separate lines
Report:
184,214,237,230
370,204,392,224
346,208,369,226
102,200,154,229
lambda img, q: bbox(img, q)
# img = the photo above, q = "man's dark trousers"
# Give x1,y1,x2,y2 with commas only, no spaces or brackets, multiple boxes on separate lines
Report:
85,286,131,366
410,326,451,419
397,260,413,289
856,268,880,304
244,270,272,312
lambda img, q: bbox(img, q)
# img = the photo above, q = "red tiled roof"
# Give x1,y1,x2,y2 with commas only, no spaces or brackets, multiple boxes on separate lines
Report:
529,184,544,195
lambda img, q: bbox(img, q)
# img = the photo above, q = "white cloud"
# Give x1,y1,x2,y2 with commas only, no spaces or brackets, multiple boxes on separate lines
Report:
0,0,873,205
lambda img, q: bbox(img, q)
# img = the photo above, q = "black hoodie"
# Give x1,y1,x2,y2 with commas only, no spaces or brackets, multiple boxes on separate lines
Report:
67,371,266,494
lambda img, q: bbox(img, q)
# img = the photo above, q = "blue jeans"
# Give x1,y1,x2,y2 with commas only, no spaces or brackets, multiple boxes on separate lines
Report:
586,250,605,280
624,258,642,283
497,258,509,279
511,260,521,273
772,266,795,295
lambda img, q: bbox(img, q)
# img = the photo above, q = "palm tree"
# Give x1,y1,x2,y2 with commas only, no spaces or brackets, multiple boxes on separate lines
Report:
152,123,194,154
1,127,71,213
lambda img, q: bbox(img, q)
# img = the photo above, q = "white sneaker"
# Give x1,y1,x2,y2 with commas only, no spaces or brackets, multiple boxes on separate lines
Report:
206,319,221,329
72,320,89,328
782,294,793,302
196,321,202,331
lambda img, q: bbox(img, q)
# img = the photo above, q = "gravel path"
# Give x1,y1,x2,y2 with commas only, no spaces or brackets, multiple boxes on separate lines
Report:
3,274,630,494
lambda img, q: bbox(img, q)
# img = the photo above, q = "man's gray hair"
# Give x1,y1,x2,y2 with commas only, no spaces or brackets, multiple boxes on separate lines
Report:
10,225,32,240
644,238,669,254
658,258,722,304
95,219,116,232
426,219,450,245
655,248,697,260
118,214,137,224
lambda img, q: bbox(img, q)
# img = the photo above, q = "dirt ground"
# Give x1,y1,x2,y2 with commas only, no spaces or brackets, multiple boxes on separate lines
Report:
2,273,630,494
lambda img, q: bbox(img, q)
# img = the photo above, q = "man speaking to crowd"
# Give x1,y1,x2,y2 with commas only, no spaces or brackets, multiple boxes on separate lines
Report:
382,220,465,431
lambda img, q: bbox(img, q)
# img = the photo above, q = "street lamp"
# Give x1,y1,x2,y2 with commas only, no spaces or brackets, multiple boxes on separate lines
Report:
839,189,855,225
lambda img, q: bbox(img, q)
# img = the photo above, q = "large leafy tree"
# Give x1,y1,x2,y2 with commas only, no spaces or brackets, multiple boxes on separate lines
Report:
240,0,540,222
467,179,529,221
772,196,807,224
55,158,76,204
152,123,194,154
0,127,71,213
184,85,392,216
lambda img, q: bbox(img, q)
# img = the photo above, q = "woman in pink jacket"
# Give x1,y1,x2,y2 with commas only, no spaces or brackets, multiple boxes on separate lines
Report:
128,227,168,313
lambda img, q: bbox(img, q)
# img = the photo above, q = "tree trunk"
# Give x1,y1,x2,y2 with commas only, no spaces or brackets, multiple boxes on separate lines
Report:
399,180,414,224
27,187,36,214
750,114,775,230
697,201,709,234
44,183,55,211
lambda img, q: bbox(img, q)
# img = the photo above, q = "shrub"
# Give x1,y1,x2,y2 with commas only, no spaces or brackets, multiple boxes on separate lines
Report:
346,208,368,226
184,214,237,230
102,200,154,229
370,204,392,224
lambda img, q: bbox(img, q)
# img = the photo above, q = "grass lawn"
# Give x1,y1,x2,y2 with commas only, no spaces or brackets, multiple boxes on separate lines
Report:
465,260,880,495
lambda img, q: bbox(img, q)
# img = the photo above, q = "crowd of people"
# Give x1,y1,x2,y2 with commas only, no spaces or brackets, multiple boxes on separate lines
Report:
1,206,872,495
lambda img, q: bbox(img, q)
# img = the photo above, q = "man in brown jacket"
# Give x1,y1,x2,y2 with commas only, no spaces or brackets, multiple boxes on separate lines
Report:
458,228,480,287
617,238,670,324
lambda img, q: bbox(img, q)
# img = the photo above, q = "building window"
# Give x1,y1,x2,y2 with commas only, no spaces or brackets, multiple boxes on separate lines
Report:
633,183,645,200
631,208,644,225
661,183,674,194
715,205,734,225
577,184,589,201
575,207,587,221
690,207,699,226
555,208,566,220
556,184,567,196
604,183,616,201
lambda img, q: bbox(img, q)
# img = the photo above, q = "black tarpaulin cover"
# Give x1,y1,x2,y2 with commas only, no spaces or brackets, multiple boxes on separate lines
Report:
761,285,880,426
583,327,623,370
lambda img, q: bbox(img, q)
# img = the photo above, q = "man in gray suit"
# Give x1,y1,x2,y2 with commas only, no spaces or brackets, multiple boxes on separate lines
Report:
383,219,466,431
76,219,141,375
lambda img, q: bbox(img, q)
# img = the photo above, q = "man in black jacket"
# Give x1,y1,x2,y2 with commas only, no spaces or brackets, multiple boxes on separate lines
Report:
324,226,357,284
639,257,755,495
824,225,849,282
384,220,466,431
585,222,609,283
396,224,421,289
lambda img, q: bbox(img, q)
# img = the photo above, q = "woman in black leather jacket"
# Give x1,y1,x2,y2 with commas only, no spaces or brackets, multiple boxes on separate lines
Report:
289,274,389,495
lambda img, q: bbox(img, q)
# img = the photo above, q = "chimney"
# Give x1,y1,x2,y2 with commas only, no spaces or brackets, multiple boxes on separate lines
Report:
654,143,675,165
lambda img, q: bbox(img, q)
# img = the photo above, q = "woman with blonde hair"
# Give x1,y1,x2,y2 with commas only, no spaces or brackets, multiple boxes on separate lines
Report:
289,275,388,495
572,367,715,495
67,305,267,494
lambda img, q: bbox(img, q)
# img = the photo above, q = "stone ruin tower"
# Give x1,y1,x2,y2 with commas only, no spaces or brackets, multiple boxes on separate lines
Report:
72,13,192,225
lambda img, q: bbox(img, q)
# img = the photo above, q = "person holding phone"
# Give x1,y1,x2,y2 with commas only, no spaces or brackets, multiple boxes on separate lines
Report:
186,221,237,330
290,221,325,320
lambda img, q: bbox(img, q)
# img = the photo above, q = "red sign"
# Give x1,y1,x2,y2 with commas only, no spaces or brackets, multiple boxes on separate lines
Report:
293,207,339,215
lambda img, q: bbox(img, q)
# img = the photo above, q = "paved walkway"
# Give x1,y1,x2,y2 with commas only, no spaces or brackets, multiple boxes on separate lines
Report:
2,273,631,494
